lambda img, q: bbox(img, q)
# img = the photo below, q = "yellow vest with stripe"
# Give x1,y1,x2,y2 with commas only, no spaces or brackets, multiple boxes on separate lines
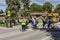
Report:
21,19,26,25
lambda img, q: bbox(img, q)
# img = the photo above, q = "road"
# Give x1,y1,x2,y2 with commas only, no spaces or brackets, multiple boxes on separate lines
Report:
0,23,60,40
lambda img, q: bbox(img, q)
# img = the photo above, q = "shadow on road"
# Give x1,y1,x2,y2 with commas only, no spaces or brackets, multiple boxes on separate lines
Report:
40,27,60,40
40,28,47,31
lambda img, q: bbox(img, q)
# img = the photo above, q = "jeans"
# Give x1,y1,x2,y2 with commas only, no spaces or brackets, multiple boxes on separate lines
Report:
10,20,12,28
33,24,37,29
22,25,26,31
48,22,52,28
43,21,46,28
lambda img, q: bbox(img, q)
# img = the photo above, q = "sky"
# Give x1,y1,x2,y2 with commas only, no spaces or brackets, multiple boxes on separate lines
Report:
31,0,60,5
0,0,60,11
0,0,7,11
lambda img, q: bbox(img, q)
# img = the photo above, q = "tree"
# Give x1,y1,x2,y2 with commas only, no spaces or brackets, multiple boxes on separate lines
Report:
30,3,43,12
5,0,21,27
43,2,53,13
0,10,4,14
6,0,20,18
54,4,60,15
21,0,30,17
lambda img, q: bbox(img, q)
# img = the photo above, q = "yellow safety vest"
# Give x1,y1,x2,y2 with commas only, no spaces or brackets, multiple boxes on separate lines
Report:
7,11,11,17
21,19,26,25
52,17,58,22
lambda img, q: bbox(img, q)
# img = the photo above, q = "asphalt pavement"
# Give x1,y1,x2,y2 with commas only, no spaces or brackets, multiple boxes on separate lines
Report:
0,22,60,40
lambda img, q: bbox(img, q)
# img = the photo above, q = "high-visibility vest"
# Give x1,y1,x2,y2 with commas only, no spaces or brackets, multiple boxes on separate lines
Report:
52,17,58,22
7,11,11,17
21,19,26,25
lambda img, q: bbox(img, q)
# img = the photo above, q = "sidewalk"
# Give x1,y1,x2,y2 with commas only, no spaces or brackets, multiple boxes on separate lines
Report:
0,25,20,29
1,22,58,29
0,23,43,29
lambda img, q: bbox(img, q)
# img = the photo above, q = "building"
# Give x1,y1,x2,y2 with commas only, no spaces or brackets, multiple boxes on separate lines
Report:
31,12,47,17
0,13,6,20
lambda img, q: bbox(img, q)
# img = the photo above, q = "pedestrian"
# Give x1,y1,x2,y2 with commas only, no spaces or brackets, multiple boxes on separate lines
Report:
26,17,29,29
21,17,26,32
2,18,5,27
19,18,22,23
32,17,38,30
12,19,16,26
47,15,52,29
15,19,18,25
41,16,47,28
5,19,9,28
10,19,13,28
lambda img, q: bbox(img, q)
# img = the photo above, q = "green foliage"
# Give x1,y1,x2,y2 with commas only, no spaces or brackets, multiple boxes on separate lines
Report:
30,2,53,13
43,2,53,13
21,0,30,9
54,4,60,15
0,10,4,14
6,0,21,18
30,3,43,12
21,0,30,17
